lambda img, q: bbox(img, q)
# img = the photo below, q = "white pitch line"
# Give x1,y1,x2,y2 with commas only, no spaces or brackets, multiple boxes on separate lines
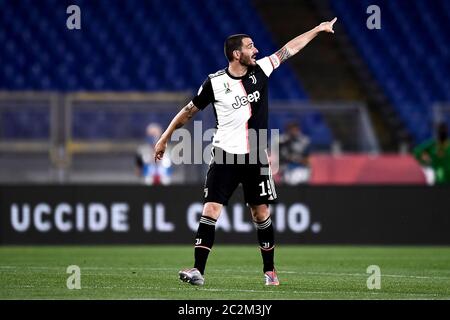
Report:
280,270,450,280
1,284,447,298
0,266,180,271
1,265,450,280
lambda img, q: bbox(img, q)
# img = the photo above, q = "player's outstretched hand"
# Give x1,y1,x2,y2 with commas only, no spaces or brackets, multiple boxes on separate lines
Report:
154,138,167,162
318,17,337,33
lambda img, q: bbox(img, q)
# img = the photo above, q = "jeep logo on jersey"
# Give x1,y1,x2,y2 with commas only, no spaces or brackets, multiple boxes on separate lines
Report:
232,91,261,109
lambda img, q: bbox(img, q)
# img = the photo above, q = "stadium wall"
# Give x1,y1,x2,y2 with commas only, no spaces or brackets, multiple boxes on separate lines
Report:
0,185,449,245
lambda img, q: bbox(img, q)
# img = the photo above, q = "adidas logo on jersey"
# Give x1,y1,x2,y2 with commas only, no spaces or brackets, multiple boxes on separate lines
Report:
232,91,260,109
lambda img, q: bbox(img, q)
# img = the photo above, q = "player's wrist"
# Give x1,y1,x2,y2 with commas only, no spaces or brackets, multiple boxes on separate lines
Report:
158,134,169,144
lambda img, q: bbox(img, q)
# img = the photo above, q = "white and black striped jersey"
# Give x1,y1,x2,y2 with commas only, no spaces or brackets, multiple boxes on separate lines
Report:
192,54,280,155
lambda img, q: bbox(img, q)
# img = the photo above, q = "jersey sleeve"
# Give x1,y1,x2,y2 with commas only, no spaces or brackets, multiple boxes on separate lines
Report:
192,77,214,110
256,54,281,77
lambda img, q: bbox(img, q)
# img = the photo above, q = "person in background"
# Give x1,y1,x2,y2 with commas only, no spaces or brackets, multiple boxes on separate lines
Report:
279,122,311,185
413,122,450,185
136,123,172,185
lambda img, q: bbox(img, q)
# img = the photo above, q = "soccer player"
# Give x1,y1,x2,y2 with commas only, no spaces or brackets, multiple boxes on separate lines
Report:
154,18,337,286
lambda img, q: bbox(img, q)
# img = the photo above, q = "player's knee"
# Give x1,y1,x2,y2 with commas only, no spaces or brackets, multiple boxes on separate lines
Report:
250,204,270,222
202,202,222,220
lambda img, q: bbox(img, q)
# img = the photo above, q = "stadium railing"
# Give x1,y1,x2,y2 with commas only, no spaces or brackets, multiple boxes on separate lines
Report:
0,91,58,153
0,91,61,183
63,91,191,183
0,91,379,183
269,101,380,154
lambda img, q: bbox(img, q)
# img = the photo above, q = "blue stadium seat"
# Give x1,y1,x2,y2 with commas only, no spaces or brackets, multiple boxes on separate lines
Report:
0,0,330,141
332,0,450,143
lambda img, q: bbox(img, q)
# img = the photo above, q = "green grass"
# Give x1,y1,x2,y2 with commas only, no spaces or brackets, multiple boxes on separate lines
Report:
0,245,449,299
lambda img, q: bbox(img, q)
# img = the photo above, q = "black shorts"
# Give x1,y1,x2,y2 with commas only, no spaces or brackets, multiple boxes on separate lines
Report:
203,147,278,206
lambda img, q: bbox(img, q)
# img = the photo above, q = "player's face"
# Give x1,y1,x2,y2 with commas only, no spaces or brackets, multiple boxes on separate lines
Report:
238,38,259,67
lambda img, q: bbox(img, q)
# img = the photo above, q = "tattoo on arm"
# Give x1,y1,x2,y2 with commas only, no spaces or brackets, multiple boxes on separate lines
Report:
275,46,292,64
184,102,196,119
175,102,196,129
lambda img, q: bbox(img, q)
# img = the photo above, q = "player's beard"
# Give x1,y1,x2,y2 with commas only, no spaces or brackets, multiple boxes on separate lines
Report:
239,53,257,67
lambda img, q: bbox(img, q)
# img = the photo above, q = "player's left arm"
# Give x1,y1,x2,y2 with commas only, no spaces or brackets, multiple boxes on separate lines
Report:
271,17,337,65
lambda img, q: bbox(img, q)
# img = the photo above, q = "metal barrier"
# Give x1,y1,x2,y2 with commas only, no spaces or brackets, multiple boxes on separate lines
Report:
64,91,190,162
270,101,380,153
0,91,380,183
0,91,58,153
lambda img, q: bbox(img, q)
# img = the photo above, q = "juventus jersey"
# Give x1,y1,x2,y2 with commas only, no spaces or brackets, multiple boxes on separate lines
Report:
192,55,280,155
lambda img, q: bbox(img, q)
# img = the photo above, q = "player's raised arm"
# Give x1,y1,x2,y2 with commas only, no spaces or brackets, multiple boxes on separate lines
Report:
272,17,337,65
154,101,199,161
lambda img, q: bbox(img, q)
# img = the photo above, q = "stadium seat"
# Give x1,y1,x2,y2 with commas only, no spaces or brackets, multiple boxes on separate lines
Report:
331,0,450,143
1,0,317,140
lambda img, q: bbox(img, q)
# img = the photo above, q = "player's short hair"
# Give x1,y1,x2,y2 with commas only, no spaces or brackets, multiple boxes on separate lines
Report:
224,34,251,62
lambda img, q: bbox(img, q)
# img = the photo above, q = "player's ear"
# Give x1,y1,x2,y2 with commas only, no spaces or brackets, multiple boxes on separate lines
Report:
233,50,241,61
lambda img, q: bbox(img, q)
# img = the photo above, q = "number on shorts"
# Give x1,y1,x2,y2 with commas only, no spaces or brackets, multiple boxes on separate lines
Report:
259,180,272,196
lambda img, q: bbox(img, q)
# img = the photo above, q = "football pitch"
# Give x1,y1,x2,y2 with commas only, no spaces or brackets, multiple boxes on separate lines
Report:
0,245,449,300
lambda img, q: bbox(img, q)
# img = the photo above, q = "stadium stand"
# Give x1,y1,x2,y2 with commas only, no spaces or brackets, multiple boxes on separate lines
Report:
331,0,450,144
0,0,337,147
